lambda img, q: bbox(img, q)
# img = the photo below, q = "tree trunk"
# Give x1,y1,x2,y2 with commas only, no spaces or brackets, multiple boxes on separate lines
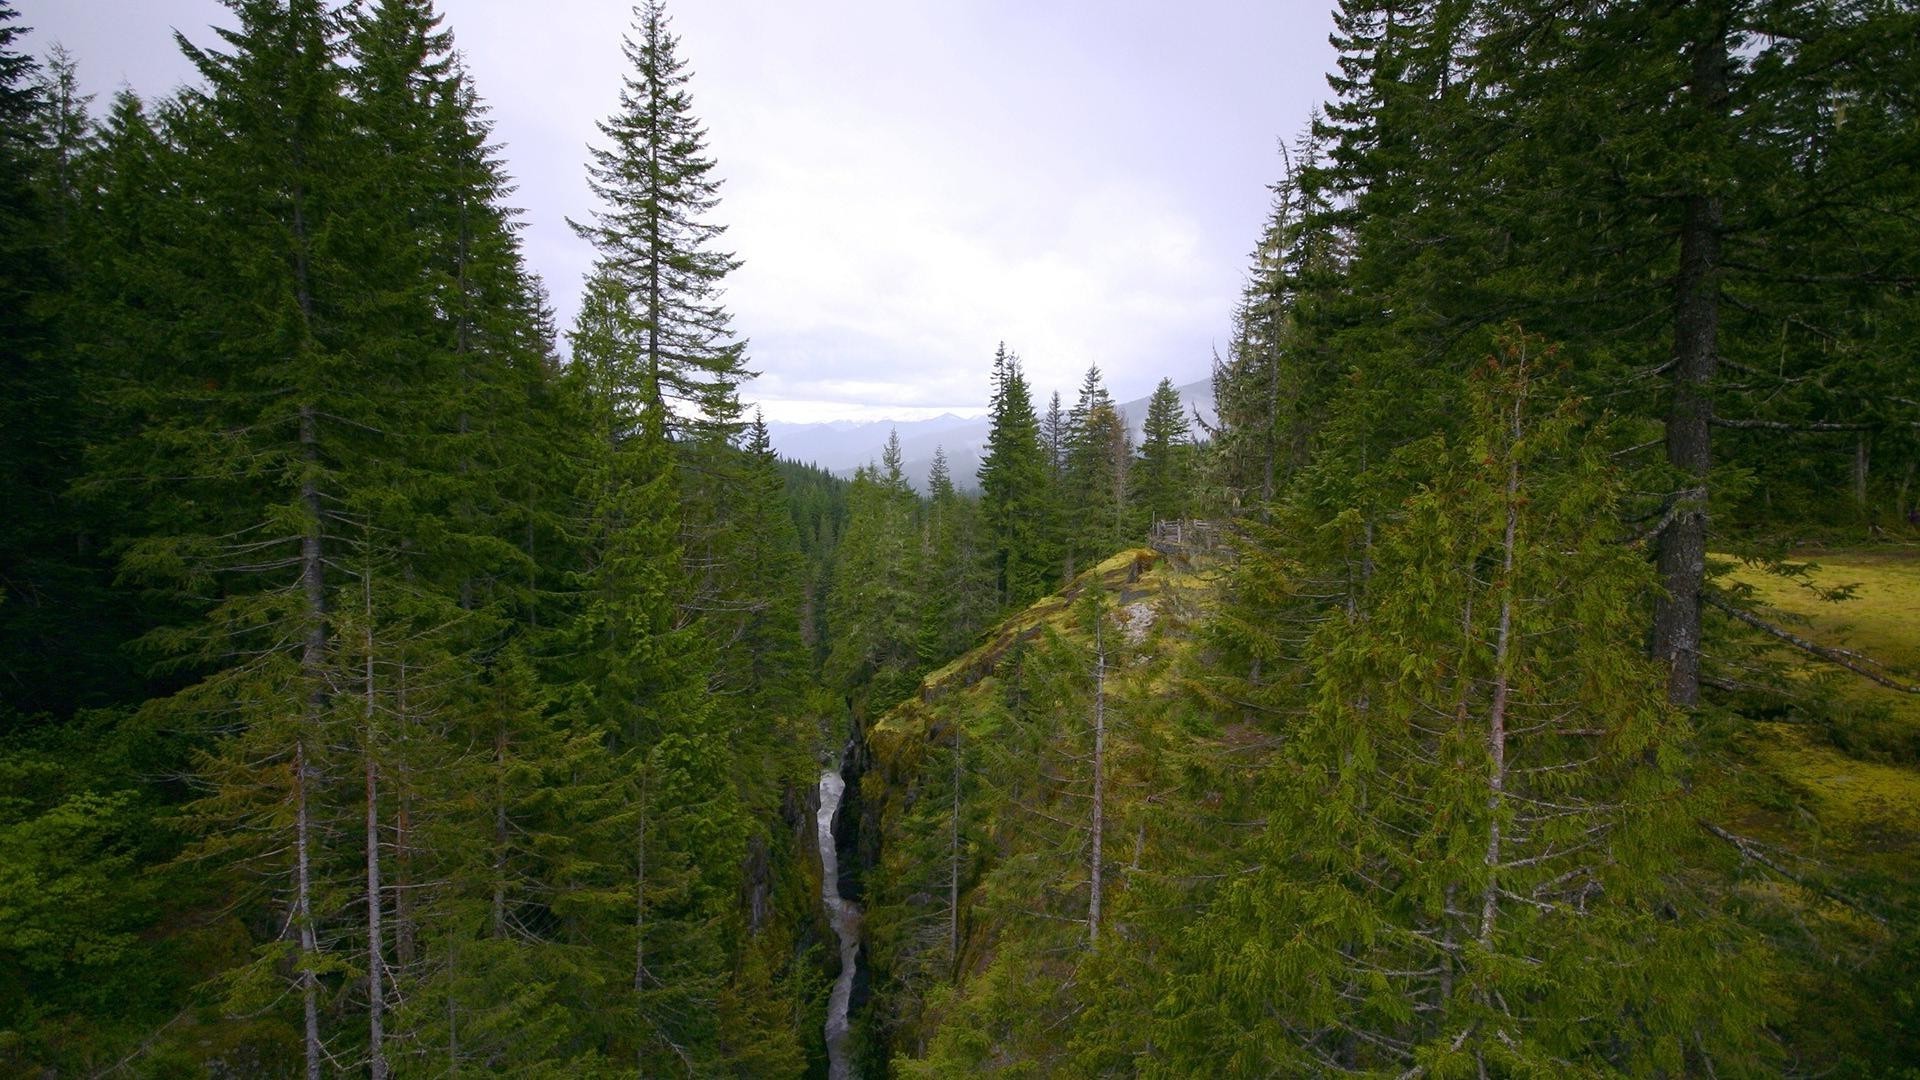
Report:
294,737,322,1080
1479,389,1521,948
365,596,388,1080
1652,15,1728,708
393,661,415,969
298,404,326,1080
1089,613,1106,947
1854,433,1871,516
949,724,962,970
492,716,509,940
1898,457,1915,524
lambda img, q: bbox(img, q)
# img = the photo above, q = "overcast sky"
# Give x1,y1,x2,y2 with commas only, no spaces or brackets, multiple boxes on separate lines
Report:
22,1,1336,422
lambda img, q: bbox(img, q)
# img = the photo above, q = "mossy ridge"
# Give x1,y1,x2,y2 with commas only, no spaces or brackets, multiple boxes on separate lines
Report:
857,546,1232,1069
882,549,1168,732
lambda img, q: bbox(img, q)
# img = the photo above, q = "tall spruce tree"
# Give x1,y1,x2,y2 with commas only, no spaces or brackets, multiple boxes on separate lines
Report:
1135,377,1193,525
1154,339,1769,1075
827,431,924,713
977,344,1054,606
564,270,746,1068
917,446,997,666
569,0,747,443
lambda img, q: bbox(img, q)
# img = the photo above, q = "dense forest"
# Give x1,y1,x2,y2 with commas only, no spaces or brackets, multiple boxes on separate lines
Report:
1,0,1917,1077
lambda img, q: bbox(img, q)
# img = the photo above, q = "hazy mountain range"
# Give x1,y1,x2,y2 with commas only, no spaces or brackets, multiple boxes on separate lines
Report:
765,378,1216,493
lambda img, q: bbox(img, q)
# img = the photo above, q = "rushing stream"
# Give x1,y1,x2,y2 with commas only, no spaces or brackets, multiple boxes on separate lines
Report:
818,765,860,1080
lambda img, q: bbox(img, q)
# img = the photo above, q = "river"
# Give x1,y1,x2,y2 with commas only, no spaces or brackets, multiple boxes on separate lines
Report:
817,765,860,1080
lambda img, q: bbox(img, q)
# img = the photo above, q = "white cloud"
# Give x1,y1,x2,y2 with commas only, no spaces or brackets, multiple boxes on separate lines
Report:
29,0,1336,420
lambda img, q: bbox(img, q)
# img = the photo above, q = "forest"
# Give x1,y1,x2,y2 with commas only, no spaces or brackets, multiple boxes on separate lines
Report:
1,0,1916,1077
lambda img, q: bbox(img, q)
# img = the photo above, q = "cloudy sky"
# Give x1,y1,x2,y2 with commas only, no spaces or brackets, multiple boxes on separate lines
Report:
23,1,1336,422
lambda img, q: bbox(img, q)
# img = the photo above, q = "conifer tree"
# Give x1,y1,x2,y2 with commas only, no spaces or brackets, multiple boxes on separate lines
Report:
1154,339,1769,1075
1061,366,1134,557
827,431,923,713
564,270,746,1067
1135,377,1193,524
917,446,996,666
569,0,747,442
977,344,1054,606
1041,391,1068,479
711,410,812,810
106,7,375,1072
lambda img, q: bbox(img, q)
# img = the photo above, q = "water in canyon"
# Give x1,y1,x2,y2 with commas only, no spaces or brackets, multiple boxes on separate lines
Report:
817,764,860,1080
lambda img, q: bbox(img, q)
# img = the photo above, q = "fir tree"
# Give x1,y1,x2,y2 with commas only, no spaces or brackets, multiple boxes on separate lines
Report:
565,271,746,1067
1061,365,1134,558
1154,338,1770,1076
569,0,748,442
827,431,923,713
977,344,1054,607
1135,377,1193,525
917,446,996,666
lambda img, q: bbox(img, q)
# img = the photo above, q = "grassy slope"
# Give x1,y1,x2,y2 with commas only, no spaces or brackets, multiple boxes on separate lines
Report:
1727,551,1920,863
1721,549,1920,1071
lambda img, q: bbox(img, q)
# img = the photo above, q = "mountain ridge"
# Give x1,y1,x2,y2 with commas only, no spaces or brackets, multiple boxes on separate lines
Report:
765,378,1216,492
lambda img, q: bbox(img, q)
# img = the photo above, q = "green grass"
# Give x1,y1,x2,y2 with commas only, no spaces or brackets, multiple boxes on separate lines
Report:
1729,549,1920,729
1724,549,1920,870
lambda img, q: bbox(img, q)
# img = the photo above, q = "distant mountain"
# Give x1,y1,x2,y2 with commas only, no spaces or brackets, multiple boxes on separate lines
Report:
763,378,1216,494
764,413,981,475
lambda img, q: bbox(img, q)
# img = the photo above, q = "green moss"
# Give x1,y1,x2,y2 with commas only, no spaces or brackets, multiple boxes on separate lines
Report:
1751,722,1920,856
1728,551,1920,737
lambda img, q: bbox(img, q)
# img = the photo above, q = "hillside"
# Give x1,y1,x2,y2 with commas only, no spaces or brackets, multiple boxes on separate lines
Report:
831,542,1920,1075
843,545,1239,1072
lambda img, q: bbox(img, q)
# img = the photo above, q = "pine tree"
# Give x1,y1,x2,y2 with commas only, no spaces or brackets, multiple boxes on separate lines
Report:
0,7,109,719
569,0,748,443
1135,377,1193,525
827,431,923,713
917,446,996,666
1468,0,1920,702
564,271,746,1067
711,411,812,812
1041,391,1068,480
104,8,373,1072
1061,365,1133,558
977,344,1055,607
1153,338,1770,1075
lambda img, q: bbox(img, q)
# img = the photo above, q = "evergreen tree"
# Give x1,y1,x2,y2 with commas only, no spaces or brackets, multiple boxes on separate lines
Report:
827,431,923,713
711,411,812,812
1135,377,1193,525
1041,391,1068,479
1062,365,1134,558
917,446,997,666
569,0,747,442
0,8,113,719
977,344,1055,607
1206,130,1346,520
1153,339,1770,1075
564,271,746,1067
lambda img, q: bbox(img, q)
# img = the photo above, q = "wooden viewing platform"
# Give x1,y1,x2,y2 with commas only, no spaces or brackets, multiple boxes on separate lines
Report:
1148,519,1225,557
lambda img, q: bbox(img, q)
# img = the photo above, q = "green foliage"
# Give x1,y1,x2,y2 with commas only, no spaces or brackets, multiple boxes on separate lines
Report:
978,344,1058,607
828,436,925,713
1134,377,1194,525
1060,365,1136,565
917,447,999,667
3,0,1913,1072
568,0,747,444
1156,344,1772,1075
